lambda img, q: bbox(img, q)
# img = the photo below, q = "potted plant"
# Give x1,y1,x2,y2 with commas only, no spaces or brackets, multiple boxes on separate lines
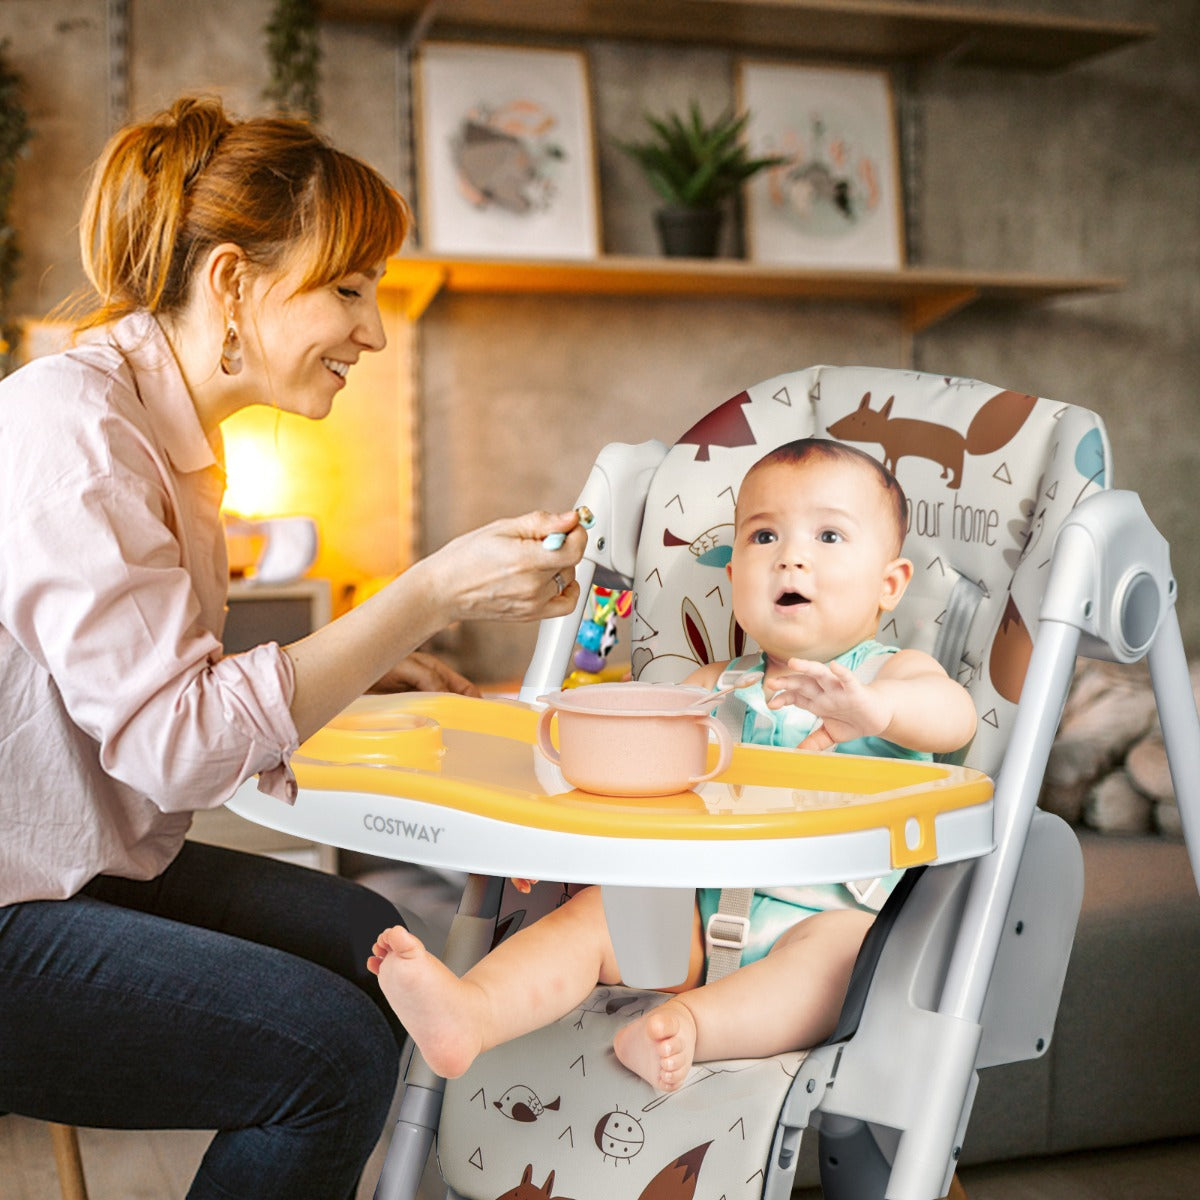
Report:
263,0,321,120
616,102,784,258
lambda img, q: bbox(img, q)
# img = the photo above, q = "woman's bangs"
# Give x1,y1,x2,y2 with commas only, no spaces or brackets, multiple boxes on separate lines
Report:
299,156,410,290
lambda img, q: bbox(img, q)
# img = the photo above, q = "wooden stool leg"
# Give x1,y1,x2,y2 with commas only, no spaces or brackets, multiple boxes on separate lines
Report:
943,1171,969,1200
48,1123,89,1200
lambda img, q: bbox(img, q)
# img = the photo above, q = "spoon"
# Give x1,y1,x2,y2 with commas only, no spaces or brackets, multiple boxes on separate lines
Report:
680,673,757,712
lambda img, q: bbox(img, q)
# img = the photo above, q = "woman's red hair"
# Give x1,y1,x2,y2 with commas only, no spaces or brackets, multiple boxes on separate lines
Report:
72,95,410,330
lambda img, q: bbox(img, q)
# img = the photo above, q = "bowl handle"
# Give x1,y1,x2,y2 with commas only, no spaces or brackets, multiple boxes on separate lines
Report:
535,707,560,765
689,716,733,785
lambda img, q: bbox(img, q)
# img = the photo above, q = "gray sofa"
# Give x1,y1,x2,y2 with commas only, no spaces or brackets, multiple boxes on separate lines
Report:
787,829,1200,1188
966,830,1200,1162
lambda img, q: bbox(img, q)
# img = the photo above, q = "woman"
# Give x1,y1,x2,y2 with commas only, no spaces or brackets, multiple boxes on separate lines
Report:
0,95,584,1199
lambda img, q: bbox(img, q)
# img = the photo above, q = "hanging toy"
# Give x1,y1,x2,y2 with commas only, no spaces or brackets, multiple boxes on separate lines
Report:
564,586,633,688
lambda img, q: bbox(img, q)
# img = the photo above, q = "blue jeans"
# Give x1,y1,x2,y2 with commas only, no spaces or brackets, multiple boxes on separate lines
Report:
0,840,405,1199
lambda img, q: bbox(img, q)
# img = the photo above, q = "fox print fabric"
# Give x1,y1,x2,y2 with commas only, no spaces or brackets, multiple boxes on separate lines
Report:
629,366,1110,776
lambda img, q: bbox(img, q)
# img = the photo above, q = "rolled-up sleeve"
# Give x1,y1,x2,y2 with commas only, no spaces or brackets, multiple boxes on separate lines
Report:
0,444,300,812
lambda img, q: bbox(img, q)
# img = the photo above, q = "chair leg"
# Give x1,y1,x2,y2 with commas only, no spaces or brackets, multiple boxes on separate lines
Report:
48,1123,89,1200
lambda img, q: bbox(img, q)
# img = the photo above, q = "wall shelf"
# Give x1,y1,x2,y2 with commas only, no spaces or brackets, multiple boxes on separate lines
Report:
320,0,1154,71
349,1,1141,333
383,254,1122,333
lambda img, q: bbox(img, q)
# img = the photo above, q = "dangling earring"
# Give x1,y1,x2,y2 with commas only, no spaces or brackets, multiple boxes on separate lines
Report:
220,322,243,376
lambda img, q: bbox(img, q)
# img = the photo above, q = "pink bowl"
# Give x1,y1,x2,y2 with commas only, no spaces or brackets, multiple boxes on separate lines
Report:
536,682,733,796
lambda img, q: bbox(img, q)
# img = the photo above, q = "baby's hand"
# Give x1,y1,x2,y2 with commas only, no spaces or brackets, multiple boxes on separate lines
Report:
511,878,537,894
767,658,892,751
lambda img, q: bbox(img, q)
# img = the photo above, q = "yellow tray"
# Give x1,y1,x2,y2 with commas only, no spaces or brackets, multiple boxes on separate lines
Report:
289,693,992,870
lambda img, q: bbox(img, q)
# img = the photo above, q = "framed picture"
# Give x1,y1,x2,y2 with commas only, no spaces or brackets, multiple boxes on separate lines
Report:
415,42,601,259
737,61,904,269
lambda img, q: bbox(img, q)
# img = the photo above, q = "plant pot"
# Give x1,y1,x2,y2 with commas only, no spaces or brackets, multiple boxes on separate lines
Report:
654,205,723,258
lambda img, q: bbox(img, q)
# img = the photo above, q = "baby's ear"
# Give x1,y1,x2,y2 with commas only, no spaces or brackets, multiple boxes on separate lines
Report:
879,556,913,612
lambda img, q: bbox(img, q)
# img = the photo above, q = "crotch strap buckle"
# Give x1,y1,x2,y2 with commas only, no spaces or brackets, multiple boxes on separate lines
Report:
705,911,750,953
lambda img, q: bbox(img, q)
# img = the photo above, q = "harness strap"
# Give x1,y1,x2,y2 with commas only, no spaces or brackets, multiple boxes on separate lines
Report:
700,631,947,984
928,572,986,764
705,887,754,983
931,573,986,679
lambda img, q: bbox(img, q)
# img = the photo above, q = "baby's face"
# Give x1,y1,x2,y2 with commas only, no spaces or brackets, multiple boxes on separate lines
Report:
727,457,908,667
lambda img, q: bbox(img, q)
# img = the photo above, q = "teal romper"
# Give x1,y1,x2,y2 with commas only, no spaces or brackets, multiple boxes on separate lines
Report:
697,643,930,967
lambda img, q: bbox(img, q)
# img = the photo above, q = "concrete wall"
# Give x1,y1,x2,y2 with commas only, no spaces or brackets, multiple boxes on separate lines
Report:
0,0,413,596
0,0,1195,682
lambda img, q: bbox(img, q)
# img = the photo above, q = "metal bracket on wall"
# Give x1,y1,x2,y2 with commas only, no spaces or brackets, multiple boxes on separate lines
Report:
106,0,130,134
399,1,442,245
388,259,448,320
894,62,924,269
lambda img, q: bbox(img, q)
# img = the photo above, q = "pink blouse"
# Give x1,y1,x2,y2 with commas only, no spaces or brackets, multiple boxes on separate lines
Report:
0,312,300,904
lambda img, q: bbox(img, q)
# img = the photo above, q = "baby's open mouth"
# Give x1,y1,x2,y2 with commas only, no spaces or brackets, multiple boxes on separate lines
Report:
775,590,810,607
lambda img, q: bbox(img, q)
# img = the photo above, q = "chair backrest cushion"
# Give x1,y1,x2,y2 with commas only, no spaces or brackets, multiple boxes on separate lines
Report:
629,366,1110,774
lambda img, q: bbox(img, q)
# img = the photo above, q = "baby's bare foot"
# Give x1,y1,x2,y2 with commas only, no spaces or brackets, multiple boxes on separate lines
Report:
373,926,484,1079
613,999,698,1092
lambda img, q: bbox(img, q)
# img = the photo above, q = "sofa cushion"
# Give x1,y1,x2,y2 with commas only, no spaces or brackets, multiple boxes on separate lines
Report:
1048,831,1200,1151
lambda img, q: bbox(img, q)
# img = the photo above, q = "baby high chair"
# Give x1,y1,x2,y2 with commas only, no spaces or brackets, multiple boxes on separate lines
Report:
229,365,1200,1200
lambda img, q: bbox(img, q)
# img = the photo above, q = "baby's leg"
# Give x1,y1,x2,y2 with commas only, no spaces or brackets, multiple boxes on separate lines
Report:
369,886,625,1079
613,908,872,1090
689,907,873,1060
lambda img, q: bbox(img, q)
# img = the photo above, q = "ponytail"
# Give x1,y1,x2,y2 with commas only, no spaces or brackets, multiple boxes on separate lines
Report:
76,97,232,328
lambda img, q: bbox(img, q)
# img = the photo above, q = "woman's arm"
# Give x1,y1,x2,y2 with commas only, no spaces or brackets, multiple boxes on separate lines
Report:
3,481,582,808
283,509,585,742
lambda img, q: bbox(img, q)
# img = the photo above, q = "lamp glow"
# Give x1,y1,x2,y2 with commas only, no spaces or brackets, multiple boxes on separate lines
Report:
221,417,287,518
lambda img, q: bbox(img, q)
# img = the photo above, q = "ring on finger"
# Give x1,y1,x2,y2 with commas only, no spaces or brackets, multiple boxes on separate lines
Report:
553,571,566,595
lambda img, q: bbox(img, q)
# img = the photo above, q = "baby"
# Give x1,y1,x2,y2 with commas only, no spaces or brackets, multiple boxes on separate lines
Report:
369,438,978,1090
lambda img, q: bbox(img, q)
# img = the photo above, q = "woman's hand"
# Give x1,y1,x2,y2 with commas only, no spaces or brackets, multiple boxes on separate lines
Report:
370,650,480,696
420,510,587,625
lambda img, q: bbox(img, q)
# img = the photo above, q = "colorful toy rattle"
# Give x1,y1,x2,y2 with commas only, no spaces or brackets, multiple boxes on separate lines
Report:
563,586,633,687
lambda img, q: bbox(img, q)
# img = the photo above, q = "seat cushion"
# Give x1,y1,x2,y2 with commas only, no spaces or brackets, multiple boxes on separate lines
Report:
439,986,807,1200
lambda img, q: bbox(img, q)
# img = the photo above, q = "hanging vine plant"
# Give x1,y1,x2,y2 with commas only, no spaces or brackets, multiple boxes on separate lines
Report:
263,0,322,121
0,39,31,368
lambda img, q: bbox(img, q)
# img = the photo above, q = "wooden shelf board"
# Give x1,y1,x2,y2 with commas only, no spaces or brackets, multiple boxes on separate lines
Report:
320,0,1154,70
383,253,1122,331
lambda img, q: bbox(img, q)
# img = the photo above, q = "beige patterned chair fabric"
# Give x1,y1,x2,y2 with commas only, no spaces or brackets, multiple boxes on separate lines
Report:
439,983,807,1200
